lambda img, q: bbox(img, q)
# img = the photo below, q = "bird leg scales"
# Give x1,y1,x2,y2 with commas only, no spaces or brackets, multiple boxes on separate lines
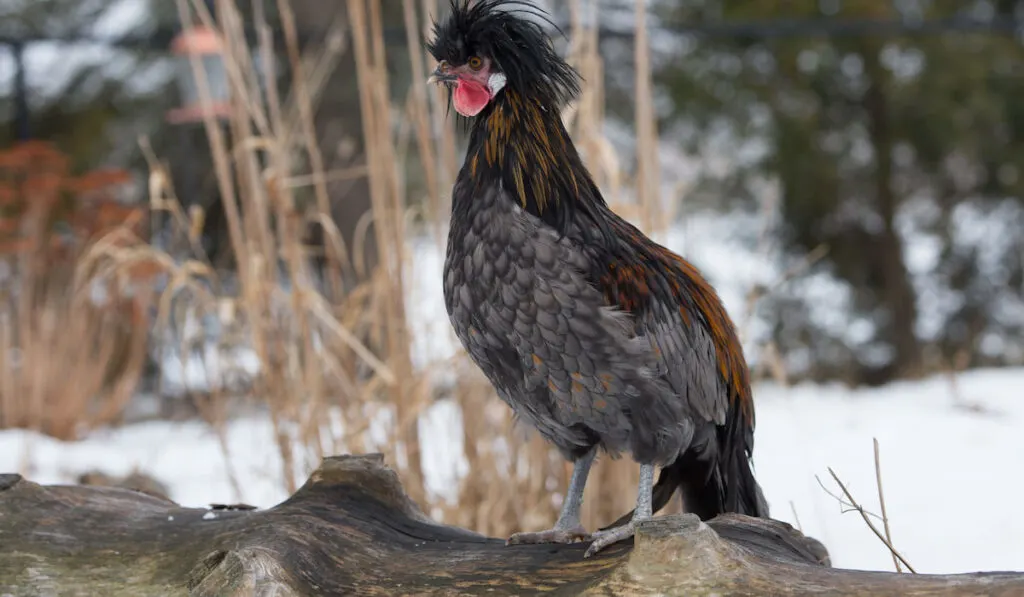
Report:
583,463,655,558
506,448,595,546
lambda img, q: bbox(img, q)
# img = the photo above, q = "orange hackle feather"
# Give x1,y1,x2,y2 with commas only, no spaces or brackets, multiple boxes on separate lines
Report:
598,223,756,425
474,89,583,219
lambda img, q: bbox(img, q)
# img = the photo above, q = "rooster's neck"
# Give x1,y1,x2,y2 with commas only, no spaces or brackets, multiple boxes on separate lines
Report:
462,89,606,234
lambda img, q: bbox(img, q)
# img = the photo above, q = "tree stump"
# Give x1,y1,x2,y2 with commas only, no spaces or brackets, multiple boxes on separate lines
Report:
1,453,1022,596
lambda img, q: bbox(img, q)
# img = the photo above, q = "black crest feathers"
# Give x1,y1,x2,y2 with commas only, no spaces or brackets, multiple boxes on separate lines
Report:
426,0,581,109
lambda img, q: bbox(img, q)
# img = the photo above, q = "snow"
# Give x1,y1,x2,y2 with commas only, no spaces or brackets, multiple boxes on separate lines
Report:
3,367,1023,574
3,415,292,509
406,236,458,369
755,369,1024,574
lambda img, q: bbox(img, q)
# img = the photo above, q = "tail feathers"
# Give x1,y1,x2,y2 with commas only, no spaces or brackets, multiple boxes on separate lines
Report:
720,393,769,518
722,435,769,518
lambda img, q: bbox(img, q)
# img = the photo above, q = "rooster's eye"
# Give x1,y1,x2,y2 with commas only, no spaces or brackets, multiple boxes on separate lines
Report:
467,56,483,70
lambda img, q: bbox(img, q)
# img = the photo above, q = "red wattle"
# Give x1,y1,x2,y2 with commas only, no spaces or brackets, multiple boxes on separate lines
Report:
453,80,491,117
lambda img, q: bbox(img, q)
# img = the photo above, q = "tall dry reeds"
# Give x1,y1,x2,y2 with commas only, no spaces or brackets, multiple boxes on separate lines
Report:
0,141,157,440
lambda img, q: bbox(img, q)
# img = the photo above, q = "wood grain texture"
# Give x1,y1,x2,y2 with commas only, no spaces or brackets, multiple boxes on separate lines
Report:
0,454,1020,596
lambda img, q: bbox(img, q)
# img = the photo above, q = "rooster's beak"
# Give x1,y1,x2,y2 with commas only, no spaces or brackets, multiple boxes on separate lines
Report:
427,65,458,86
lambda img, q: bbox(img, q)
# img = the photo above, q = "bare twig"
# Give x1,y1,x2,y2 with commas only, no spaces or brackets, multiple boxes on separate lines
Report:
873,438,902,573
742,245,829,325
815,474,884,521
759,340,789,387
821,467,917,574
273,0,345,303
789,500,803,533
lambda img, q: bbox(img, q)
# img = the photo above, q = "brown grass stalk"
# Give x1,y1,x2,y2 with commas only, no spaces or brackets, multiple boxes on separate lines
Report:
0,258,151,440
873,438,902,573
0,148,159,440
632,0,662,236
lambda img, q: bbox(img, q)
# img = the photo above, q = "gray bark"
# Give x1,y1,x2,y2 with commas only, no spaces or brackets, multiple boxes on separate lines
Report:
1,454,1021,596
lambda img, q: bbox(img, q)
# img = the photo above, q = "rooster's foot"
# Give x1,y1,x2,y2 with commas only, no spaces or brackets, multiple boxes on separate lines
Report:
583,518,643,558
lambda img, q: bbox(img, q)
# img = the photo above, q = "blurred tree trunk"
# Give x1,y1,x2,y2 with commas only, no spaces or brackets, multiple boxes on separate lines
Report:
861,45,922,380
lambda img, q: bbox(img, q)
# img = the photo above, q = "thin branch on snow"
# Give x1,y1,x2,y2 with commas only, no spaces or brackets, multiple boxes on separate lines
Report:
873,438,902,573
789,500,803,533
818,466,917,574
814,475,885,522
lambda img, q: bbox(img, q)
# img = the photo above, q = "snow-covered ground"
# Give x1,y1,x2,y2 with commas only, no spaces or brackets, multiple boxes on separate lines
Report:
756,369,1024,574
3,367,1022,575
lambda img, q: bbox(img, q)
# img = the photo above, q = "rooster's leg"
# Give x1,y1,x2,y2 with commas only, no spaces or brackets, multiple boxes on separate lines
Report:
583,463,655,558
506,448,595,545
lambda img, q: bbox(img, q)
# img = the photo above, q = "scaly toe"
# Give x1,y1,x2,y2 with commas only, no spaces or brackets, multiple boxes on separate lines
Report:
506,525,590,546
583,520,638,558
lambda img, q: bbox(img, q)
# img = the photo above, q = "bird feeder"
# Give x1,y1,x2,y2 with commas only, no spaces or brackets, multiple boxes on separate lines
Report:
166,24,232,124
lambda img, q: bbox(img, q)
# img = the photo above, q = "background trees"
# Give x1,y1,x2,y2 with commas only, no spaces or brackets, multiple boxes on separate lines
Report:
641,0,1024,384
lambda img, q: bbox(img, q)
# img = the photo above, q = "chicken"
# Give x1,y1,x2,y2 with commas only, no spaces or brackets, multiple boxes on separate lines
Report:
427,0,769,558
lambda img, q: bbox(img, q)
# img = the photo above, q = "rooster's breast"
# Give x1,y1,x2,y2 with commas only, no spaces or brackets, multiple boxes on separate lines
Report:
442,191,524,396
441,185,606,456
442,188,543,393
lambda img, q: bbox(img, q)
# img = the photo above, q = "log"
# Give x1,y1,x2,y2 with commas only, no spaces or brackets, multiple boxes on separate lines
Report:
0,453,1021,596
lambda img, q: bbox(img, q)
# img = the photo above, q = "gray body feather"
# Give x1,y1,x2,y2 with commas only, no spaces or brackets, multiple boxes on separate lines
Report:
443,182,727,466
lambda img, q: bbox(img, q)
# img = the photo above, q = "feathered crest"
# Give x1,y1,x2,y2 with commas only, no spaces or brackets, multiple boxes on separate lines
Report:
426,0,581,108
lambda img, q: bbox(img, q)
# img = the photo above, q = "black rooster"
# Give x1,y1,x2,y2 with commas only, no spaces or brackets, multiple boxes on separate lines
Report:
427,0,768,558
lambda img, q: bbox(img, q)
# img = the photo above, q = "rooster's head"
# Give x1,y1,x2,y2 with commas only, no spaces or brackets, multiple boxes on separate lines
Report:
426,0,580,117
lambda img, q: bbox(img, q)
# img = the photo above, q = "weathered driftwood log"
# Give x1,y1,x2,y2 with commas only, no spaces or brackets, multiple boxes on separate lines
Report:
1,454,1021,596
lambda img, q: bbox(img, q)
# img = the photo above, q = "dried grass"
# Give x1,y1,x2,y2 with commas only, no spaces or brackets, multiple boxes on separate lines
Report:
0,249,153,440
0,145,161,441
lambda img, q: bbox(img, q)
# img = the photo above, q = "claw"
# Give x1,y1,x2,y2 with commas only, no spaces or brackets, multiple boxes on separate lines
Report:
507,524,590,546
583,463,655,558
583,519,640,558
